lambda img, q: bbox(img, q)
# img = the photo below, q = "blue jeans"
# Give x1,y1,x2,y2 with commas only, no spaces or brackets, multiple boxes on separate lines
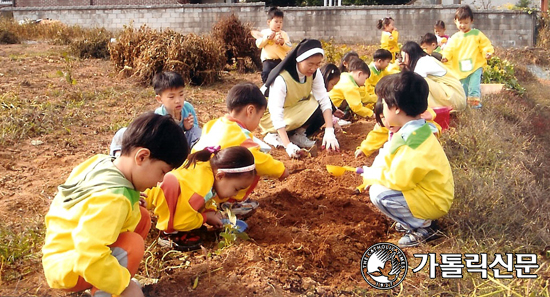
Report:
460,67,482,98
369,184,429,230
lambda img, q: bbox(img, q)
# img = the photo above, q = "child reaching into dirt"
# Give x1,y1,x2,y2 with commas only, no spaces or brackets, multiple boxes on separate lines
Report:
365,49,397,103
42,113,188,297
362,71,454,248
109,71,201,157
256,7,292,83
420,33,443,61
144,146,256,251
329,57,373,119
192,82,289,218
441,5,494,108
320,63,348,131
338,51,359,73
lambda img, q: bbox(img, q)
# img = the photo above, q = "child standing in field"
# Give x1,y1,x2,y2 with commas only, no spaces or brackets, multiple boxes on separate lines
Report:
192,82,289,217
42,113,188,297
434,20,450,49
377,17,399,63
420,33,443,61
441,5,494,108
362,72,454,248
153,71,202,147
256,7,292,83
144,146,257,251
329,57,373,119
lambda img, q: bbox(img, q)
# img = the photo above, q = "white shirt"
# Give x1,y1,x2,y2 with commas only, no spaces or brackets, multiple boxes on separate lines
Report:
267,67,332,130
414,56,447,78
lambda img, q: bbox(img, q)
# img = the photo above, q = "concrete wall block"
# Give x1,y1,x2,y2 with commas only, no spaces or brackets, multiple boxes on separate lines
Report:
6,5,535,47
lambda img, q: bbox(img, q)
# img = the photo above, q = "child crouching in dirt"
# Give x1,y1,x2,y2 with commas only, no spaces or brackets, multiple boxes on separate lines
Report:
361,71,454,248
192,82,289,218
42,113,188,297
144,146,257,251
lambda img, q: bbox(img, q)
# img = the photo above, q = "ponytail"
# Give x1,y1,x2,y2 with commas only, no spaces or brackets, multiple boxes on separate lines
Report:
185,146,256,178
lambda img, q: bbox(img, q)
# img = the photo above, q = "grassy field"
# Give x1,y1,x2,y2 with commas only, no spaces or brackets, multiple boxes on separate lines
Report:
1,18,550,296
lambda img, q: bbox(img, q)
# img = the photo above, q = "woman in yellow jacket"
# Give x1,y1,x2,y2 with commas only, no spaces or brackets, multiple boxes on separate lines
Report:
144,146,256,251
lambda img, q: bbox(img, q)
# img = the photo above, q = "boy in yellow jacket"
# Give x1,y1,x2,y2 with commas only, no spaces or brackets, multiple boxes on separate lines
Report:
365,49,397,104
329,57,372,119
42,113,188,297
362,72,454,248
441,5,494,108
193,82,289,214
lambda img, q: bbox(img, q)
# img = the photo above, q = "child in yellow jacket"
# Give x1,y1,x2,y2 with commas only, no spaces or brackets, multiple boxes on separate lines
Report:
377,17,399,63
144,146,257,251
42,113,188,297
329,57,372,119
441,5,494,108
256,7,292,83
362,72,454,248
365,49,397,104
192,82,289,216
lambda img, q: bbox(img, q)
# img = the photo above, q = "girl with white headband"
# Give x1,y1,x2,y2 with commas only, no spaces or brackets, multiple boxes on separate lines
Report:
260,38,340,158
143,146,256,251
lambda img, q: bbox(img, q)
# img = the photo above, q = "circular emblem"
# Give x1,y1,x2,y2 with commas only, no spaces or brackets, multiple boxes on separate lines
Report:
360,243,408,289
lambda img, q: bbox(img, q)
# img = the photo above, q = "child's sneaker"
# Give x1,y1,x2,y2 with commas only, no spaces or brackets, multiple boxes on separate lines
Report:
397,224,441,248
394,222,407,232
221,199,260,219
468,97,482,109
158,231,202,251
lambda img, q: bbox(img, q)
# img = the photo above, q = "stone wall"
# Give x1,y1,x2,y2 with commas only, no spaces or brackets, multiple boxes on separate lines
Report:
1,3,536,47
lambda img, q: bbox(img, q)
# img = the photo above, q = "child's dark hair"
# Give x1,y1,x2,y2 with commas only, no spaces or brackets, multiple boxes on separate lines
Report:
152,71,185,95
420,33,438,46
400,41,427,71
320,64,341,89
373,49,392,61
268,7,284,20
185,146,256,178
374,98,385,127
121,112,188,168
347,57,370,76
339,51,359,72
226,82,267,113
455,5,474,21
434,20,446,29
376,17,394,30
375,71,428,117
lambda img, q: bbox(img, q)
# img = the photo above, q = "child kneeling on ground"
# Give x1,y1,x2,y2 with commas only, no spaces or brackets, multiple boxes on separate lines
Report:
144,146,257,251
42,113,188,297
361,71,454,248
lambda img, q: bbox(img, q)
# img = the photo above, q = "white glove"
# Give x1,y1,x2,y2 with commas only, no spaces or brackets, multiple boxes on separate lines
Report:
285,143,301,158
322,127,340,151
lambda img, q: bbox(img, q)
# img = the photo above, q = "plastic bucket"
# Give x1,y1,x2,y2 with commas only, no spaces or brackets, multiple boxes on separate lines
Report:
432,106,453,131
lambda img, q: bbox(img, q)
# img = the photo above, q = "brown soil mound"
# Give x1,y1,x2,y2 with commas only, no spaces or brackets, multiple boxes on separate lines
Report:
144,121,392,296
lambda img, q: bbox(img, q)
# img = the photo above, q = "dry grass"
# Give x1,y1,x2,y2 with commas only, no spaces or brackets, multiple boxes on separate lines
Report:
211,14,261,73
109,25,225,85
442,90,550,252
